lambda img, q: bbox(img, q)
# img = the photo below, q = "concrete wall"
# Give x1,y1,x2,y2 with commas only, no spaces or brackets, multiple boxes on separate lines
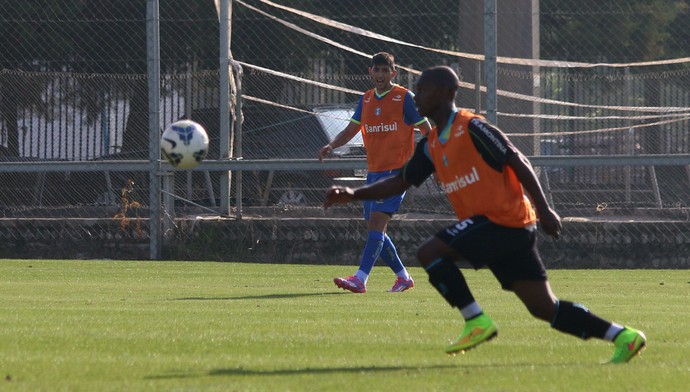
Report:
1,217,687,269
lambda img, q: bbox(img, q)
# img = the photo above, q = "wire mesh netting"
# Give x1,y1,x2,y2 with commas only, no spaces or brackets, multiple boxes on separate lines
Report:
0,1,688,264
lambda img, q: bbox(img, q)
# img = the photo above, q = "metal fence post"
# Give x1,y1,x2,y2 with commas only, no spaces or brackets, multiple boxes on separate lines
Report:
475,61,482,113
147,0,161,260
232,62,244,219
484,0,497,124
219,0,233,217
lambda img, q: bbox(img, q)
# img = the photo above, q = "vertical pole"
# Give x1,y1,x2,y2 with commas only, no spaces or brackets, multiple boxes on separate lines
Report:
233,62,244,218
185,63,193,201
147,0,161,259
624,67,632,203
531,0,541,156
474,61,482,113
530,0,545,193
484,0,497,124
162,172,175,238
219,0,233,216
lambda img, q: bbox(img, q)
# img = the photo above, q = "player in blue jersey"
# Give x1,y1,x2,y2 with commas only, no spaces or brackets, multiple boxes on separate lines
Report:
319,52,431,293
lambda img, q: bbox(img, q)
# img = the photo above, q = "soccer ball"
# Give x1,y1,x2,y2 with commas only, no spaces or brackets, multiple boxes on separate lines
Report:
160,120,209,169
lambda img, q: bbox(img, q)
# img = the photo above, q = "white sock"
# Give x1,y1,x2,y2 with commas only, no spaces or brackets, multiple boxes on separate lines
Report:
460,302,483,320
355,270,369,285
396,269,411,280
604,323,625,342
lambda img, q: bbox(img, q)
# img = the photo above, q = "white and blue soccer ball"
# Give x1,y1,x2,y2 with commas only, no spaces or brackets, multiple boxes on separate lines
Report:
160,120,209,169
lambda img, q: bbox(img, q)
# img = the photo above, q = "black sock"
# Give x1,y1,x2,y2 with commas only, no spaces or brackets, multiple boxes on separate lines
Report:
550,300,612,340
424,258,475,309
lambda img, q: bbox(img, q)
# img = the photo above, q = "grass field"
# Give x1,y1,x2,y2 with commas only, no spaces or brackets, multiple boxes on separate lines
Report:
0,260,688,391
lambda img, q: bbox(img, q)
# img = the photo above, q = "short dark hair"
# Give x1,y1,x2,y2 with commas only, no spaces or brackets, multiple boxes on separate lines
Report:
371,52,395,69
422,66,461,91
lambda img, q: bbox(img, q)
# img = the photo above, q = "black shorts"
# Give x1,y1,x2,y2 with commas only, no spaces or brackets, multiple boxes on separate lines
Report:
434,215,547,290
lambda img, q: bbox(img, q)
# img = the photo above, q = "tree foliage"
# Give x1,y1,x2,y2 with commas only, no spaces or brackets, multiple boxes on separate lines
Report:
540,0,689,62
1,0,688,158
0,0,219,156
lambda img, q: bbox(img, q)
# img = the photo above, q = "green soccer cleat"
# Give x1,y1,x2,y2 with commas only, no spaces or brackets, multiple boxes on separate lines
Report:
609,327,647,364
445,314,498,354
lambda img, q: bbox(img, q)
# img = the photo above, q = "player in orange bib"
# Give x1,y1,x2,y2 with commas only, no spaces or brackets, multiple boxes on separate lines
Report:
323,66,646,364
318,52,431,293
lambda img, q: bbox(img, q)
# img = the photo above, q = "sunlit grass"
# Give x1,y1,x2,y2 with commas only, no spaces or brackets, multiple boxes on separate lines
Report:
0,260,687,391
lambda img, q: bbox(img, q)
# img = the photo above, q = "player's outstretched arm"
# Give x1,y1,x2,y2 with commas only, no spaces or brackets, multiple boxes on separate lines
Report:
318,121,361,161
507,152,562,238
323,175,411,209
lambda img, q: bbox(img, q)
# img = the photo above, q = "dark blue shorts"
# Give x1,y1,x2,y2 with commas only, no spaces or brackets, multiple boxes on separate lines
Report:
363,169,405,220
434,215,547,290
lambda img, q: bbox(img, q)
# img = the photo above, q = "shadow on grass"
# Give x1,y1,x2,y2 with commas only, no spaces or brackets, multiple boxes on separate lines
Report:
147,364,462,380
173,292,346,301
148,360,594,380
209,364,462,376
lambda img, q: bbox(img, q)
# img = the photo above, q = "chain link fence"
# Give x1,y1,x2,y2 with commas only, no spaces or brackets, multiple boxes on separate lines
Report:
0,1,688,266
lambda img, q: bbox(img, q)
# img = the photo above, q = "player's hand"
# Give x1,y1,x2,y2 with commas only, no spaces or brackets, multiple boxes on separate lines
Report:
538,207,562,239
318,144,333,161
323,186,354,209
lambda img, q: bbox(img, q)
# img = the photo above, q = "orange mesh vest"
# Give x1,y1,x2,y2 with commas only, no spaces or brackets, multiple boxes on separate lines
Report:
427,110,536,228
360,85,416,172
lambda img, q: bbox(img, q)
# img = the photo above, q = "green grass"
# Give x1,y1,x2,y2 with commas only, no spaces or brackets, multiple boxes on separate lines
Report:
0,260,688,391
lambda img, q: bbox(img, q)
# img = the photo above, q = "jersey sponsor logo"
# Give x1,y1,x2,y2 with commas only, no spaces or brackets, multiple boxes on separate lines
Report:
364,122,398,133
440,167,479,194
470,118,507,155
392,94,403,102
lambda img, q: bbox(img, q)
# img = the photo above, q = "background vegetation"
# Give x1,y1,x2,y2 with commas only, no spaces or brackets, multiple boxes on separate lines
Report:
1,0,688,157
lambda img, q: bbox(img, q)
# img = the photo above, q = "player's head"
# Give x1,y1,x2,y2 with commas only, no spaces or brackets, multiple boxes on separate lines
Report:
422,66,461,92
368,52,397,92
413,66,460,117
371,52,396,70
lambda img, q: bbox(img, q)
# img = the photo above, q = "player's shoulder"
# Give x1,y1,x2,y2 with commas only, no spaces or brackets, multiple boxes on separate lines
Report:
361,89,376,104
465,114,514,157
459,109,484,122
466,113,493,133
391,84,412,95
362,88,376,97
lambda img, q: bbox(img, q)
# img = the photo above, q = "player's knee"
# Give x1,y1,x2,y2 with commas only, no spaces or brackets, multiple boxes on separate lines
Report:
416,237,449,267
525,302,556,322
415,249,430,267
416,245,437,267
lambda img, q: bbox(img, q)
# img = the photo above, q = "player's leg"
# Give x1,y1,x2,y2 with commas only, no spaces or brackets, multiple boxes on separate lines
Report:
334,171,394,293
356,210,390,285
512,280,646,363
510,278,611,333
333,204,390,293
381,232,415,292
418,217,498,353
370,182,413,292
492,227,622,346
502,233,647,364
